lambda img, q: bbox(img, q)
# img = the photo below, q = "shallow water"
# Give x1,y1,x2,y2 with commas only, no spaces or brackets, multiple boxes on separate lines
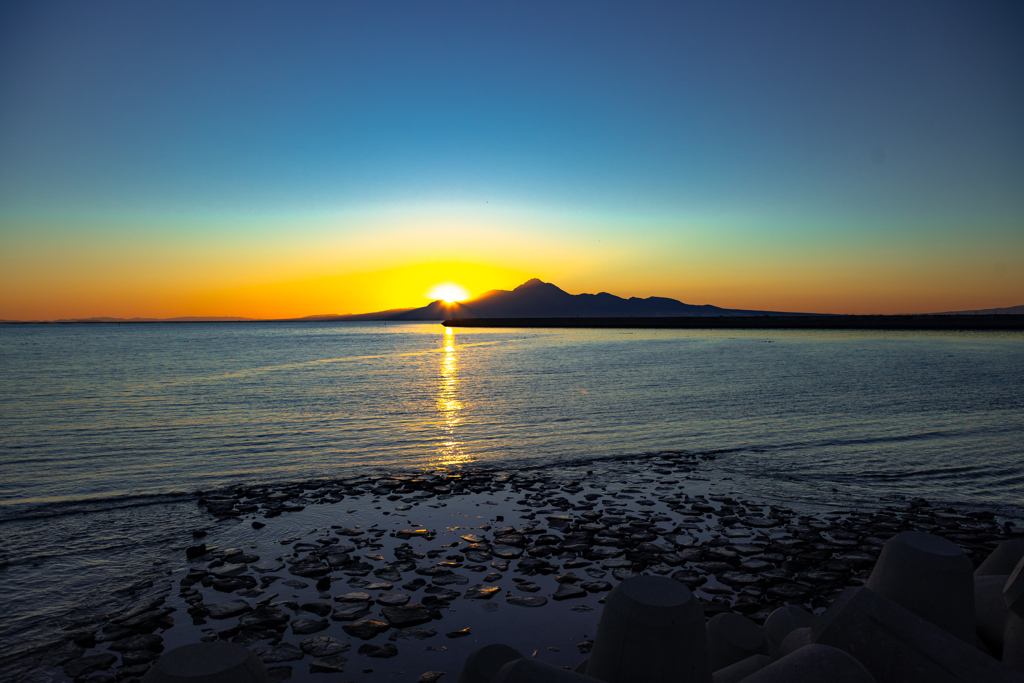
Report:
1,322,1023,670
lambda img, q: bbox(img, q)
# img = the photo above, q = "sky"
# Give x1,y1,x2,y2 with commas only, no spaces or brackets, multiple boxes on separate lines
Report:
1,1,1022,319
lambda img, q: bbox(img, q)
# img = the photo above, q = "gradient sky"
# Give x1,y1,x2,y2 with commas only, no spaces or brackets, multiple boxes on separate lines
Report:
2,1,1022,319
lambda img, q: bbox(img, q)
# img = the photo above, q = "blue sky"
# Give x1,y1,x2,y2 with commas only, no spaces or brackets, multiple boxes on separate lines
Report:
1,1,1022,318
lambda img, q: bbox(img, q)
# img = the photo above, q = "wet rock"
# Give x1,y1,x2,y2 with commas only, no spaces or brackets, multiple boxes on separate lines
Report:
64,653,119,678
377,593,411,606
343,619,391,640
381,604,433,628
581,580,612,593
300,602,332,617
417,671,446,683
464,584,500,600
300,635,350,657
335,591,372,603
506,595,548,607
120,650,159,666
107,633,163,653
205,599,252,619
446,628,471,638
309,654,348,673
553,584,587,601
403,578,428,591
397,529,431,540
239,606,289,630
358,643,398,658
291,618,329,635
186,544,207,559
330,603,372,621
719,572,761,587
374,567,402,582
254,642,305,663
514,582,541,593
280,579,308,589
289,558,330,578
432,573,469,586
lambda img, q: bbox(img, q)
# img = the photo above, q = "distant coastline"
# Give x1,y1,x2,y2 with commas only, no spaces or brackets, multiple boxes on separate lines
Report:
444,314,1024,331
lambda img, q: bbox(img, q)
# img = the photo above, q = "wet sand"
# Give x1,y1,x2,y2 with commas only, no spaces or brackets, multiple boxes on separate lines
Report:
17,452,1022,683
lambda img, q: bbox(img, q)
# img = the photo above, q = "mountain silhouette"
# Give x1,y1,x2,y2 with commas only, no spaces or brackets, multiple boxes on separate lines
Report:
351,279,815,320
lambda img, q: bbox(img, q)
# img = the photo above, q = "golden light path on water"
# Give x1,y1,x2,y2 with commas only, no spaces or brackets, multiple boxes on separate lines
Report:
436,325,469,467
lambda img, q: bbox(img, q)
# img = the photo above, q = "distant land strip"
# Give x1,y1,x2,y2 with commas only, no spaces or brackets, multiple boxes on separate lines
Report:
443,315,1024,331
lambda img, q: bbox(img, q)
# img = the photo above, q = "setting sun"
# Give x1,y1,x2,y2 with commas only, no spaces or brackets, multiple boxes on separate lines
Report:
428,283,470,303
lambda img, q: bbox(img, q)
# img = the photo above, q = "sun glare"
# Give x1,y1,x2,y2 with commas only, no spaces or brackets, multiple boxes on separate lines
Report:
428,283,470,304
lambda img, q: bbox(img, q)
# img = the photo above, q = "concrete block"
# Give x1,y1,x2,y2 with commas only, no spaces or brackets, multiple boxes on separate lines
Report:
586,574,712,683
707,612,767,671
1003,614,1024,673
739,644,875,683
865,530,975,642
711,654,770,683
492,658,598,683
574,659,588,675
457,644,524,683
810,587,1020,683
977,540,1024,577
777,627,812,659
976,574,1012,656
762,605,814,658
141,642,267,683
1005,556,1024,619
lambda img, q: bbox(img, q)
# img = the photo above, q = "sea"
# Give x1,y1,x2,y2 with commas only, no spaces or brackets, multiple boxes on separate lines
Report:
1,321,1023,671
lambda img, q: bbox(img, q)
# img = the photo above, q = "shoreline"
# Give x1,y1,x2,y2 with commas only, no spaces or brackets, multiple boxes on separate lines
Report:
444,314,1024,331
8,453,1022,683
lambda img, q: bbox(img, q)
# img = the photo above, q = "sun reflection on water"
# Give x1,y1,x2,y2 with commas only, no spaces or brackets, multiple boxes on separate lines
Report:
435,326,470,467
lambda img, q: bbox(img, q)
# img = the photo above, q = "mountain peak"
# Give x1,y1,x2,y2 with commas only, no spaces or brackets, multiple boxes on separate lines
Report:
516,278,548,289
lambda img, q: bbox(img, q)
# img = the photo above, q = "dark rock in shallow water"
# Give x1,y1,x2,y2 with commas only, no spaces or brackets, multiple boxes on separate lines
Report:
254,642,305,663
446,628,471,638
289,558,329,578
205,599,252,619
63,653,119,678
240,606,289,630
291,618,329,635
389,627,438,641
309,654,348,673
514,582,541,593
343,619,391,640
464,584,500,600
331,603,372,622
358,642,398,658
335,591,372,603
300,635,350,657
300,602,332,617
266,665,292,683
553,583,587,600
432,573,469,586
376,593,411,606
120,649,159,666
107,633,163,652
580,580,612,593
381,604,432,628
506,595,547,607
418,671,446,683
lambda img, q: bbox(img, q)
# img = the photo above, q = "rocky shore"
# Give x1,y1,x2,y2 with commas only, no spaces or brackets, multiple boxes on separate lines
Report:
14,452,1022,683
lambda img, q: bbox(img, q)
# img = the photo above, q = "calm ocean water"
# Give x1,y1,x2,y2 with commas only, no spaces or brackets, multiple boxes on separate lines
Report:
1,321,1023,669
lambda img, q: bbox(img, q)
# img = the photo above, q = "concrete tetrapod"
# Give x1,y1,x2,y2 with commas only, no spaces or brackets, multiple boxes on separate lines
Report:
1002,613,1024,673
761,605,814,658
585,574,712,683
865,530,975,642
1004,555,1024,619
977,540,1024,577
810,587,1021,683
492,658,600,683
141,642,267,683
976,574,1013,656
738,644,875,683
710,654,771,683
457,644,524,683
706,612,768,671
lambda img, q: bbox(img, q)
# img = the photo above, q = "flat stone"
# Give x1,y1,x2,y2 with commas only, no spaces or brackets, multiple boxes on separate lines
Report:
376,593,411,606
515,582,541,593
719,572,761,586
254,642,305,663
343,619,391,640
490,545,523,559
240,606,290,630
461,534,486,543
556,572,582,583
390,627,438,640
464,551,491,563
358,642,399,658
331,603,371,621
301,602,332,617
280,579,308,589
768,584,809,599
309,654,348,673
464,584,500,599
107,633,163,652
433,573,469,586
300,635,350,657
206,599,252,619
418,671,446,683
291,618,329,635
506,595,548,607
335,591,372,603
580,580,613,592
446,628,472,638
553,583,587,600
381,604,433,628
63,654,118,678
289,558,330,578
